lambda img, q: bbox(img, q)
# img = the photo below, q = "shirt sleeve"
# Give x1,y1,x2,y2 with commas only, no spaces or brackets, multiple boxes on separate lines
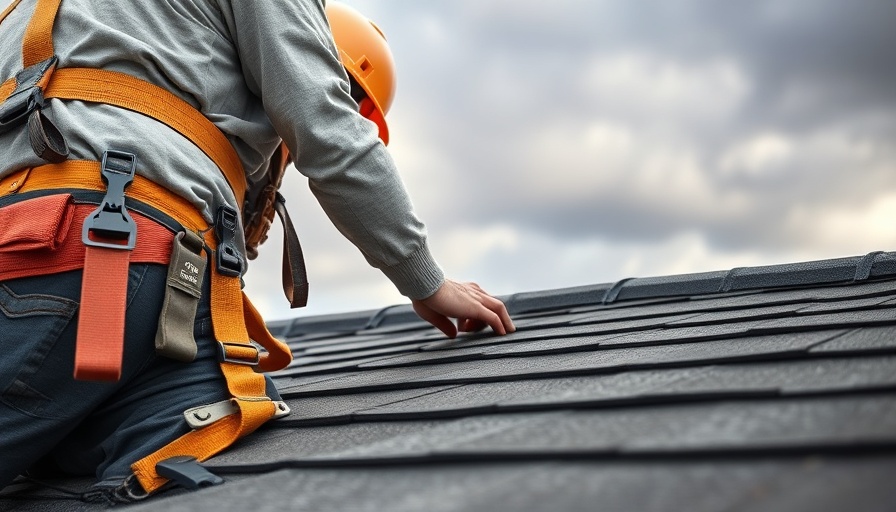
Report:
215,0,444,300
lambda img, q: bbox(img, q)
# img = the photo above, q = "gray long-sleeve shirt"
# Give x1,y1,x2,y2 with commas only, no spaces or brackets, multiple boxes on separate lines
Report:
0,0,444,300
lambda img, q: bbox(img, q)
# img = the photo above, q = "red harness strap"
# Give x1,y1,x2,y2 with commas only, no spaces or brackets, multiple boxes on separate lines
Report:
0,199,173,281
0,191,175,381
75,244,132,380
72,150,141,381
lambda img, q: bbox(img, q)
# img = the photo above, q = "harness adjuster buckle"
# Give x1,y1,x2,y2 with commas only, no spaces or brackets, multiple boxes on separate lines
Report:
0,86,44,135
217,341,260,366
214,205,243,276
82,150,138,250
0,56,57,135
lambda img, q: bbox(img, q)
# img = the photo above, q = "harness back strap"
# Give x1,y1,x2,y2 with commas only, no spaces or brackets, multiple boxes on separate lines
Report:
0,68,247,205
0,0,247,205
21,0,59,67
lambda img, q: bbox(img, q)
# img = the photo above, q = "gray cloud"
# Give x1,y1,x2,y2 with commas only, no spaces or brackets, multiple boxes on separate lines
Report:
250,0,896,317
361,0,896,253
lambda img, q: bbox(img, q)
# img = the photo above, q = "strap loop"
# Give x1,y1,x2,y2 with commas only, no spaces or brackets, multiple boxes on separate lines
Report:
273,192,309,308
217,342,260,367
27,107,69,162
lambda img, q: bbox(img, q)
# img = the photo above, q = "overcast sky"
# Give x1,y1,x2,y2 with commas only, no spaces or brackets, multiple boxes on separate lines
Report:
247,1,896,319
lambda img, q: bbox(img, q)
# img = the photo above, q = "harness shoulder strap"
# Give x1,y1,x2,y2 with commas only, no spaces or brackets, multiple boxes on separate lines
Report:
0,0,247,204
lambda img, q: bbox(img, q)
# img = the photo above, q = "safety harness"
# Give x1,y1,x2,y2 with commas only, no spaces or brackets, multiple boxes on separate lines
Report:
0,0,302,495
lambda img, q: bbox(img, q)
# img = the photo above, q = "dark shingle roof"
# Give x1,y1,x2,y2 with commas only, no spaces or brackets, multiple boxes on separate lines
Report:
3,251,896,511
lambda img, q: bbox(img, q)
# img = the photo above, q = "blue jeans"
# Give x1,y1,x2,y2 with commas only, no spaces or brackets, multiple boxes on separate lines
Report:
0,263,229,490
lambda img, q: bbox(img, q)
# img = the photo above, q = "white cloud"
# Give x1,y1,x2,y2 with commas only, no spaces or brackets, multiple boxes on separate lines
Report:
720,133,794,178
582,53,751,123
786,193,896,254
433,224,520,270
513,119,752,223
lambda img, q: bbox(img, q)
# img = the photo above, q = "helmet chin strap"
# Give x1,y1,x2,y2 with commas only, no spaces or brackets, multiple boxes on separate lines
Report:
358,97,376,118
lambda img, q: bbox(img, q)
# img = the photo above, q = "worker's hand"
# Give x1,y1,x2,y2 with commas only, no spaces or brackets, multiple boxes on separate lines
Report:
412,279,516,338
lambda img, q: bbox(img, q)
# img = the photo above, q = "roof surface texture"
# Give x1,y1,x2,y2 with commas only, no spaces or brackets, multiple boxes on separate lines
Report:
3,251,896,511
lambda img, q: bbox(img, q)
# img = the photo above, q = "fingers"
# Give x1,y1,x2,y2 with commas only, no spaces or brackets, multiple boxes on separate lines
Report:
412,300,458,339
413,279,516,337
460,283,514,335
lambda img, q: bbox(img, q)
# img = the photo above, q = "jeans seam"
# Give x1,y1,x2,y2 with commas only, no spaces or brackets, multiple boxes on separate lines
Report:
0,283,78,319
125,265,149,310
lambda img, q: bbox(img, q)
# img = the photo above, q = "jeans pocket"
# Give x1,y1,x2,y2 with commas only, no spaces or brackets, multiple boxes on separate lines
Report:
0,283,78,418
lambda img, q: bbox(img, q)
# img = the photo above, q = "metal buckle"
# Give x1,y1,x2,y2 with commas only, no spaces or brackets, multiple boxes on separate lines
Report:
184,400,238,429
217,341,260,366
82,150,138,250
183,399,291,429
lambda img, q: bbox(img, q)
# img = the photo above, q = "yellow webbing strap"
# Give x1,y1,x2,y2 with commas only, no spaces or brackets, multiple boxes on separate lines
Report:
22,0,59,67
131,354,276,491
44,68,248,204
132,271,285,493
244,290,293,372
0,69,248,206
7,162,293,493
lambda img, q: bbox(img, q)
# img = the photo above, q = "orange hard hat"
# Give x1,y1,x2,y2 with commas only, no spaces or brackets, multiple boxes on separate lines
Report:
325,1,396,145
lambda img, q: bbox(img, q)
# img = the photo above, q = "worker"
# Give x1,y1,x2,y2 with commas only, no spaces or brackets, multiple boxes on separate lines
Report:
0,0,515,502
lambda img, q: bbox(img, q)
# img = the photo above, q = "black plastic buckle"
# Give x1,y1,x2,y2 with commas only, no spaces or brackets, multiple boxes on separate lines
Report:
215,205,243,276
0,56,56,135
155,456,223,490
81,150,138,250
0,87,44,135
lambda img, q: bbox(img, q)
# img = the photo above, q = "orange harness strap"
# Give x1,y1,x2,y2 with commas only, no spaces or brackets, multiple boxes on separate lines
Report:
21,0,60,67
44,68,247,204
2,162,293,492
0,70,247,206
